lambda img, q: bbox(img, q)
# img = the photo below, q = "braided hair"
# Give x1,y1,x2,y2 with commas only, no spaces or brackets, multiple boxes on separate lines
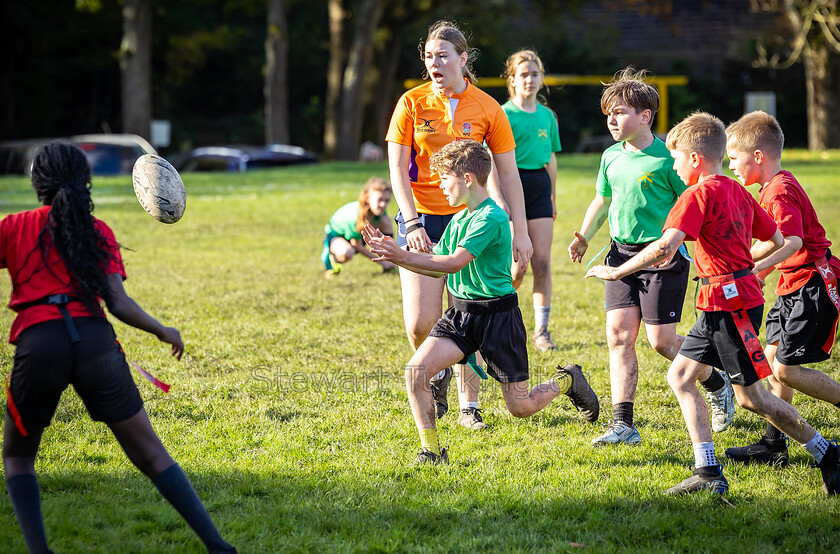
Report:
30,141,114,316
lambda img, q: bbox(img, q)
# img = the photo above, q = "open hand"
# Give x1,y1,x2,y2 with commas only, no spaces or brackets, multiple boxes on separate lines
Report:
569,232,588,263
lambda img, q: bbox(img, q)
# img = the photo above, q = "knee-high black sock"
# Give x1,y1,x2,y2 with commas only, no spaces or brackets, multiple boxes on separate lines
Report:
152,464,234,552
6,474,50,553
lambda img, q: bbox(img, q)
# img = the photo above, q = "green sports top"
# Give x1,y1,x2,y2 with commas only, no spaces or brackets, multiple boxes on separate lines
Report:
325,201,382,241
501,101,562,169
433,198,514,299
595,137,687,244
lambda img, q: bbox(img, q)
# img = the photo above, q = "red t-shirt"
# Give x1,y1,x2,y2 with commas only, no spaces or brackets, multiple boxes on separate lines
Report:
758,170,840,296
0,205,126,343
664,175,778,311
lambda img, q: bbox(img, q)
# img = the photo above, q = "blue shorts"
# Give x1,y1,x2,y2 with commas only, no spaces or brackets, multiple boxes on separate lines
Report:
395,211,454,249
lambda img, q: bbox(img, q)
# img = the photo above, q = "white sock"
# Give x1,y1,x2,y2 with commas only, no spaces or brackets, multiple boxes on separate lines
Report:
804,432,829,463
535,305,550,330
460,401,479,410
693,442,717,468
433,369,447,380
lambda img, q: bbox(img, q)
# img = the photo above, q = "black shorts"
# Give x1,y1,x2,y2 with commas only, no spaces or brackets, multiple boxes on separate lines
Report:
604,241,689,324
519,168,553,220
428,293,529,383
766,272,839,365
395,211,454,249
7,318,144,432
679,306,765,387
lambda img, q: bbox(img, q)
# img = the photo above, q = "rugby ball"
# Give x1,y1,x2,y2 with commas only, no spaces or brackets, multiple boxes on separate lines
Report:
132,154,186,224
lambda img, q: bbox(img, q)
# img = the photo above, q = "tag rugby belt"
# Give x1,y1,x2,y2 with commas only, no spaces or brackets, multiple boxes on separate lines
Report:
17,293,83,344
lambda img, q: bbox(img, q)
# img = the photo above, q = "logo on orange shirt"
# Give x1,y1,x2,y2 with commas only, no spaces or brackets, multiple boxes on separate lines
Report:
462,122,471,136
416,117,436,133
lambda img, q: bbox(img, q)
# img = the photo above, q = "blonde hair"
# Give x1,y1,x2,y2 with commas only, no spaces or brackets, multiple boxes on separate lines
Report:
725,111,784,160
429,140,491,185
355,177,391,233
420,20,478,85
503,49,546,102
600,67,659,123
666,112,726,163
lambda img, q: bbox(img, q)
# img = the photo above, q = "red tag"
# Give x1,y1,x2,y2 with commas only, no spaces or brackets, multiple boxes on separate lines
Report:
815,259,840,354
6,373,28,436
720,275,773,379
130,361,171,393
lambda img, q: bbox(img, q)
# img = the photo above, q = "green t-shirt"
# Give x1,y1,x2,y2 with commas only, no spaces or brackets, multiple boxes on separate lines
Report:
501,101,562,169
325,201,382,241
595,137,687,244
433,198,514,299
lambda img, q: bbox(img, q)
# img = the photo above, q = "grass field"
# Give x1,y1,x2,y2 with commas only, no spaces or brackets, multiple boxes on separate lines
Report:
2,152,840,552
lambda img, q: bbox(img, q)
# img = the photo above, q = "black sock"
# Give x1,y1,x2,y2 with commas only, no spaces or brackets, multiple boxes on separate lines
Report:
763,422,786,444
699,370,725,392
152,464,234,552
6,474,50,553
613,402,634,427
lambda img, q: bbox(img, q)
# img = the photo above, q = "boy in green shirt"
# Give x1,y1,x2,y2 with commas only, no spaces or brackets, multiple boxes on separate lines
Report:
363,139,599,464
568,67,735,446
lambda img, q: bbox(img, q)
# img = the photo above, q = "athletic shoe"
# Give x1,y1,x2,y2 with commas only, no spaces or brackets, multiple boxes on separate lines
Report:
665,465,729,495
557,363,600,423
533,327,557,352
412,447,449,466
707,370,736,433
724,437,789,467
591,420,641,446
430,367,452,419
457,407,488,430
323,254,341,279
817,442,840,496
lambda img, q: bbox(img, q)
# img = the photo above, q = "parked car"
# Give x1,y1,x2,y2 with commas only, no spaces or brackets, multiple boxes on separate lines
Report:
0,134,156,175
171,144,317,172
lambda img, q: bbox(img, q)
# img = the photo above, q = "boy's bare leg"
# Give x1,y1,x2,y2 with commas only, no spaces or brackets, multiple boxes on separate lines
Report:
500,379,561,418
666,356,714,444
606,307,642,404
644,322,684,361
765,344,794,402
733,381,817,444
398,268,444,350
406,337,466,430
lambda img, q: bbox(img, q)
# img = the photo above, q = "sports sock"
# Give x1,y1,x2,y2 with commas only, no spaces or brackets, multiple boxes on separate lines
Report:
803,432,829,464
432,369,447,381
418,428,441,456
699,369,725,392
152,464,234,552
613,402,634,427
534,305,550,330
553,372,572,395
6,474,50,554
763,422,786,443
693,442,717,469
460,401,479,411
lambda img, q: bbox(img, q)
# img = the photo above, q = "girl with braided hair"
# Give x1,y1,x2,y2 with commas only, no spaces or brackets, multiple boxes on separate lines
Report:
2,142,236,553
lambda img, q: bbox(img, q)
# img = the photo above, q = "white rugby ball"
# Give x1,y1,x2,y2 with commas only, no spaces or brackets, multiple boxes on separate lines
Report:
132,154,186,224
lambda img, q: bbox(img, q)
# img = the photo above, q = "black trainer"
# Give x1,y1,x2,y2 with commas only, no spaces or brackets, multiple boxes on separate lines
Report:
412,447,449,466
557,363,600,423
724,436,789,467
665,465,729,495
430,367,452,419
817,442,840,496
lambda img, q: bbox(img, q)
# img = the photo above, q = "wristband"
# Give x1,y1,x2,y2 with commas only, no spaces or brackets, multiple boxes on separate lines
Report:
405,222,425,235
404,216,420,224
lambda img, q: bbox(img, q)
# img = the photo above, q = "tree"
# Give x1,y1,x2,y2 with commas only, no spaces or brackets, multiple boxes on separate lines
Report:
265,0,290,144
751,0,840,149
119,0,152,140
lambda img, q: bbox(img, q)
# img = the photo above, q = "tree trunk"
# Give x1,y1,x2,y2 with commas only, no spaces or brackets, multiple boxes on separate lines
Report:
323,0,346,159
374,29,404,148
336,0,385,161
120,0,152,139
801,44,840,150
265,0,290,144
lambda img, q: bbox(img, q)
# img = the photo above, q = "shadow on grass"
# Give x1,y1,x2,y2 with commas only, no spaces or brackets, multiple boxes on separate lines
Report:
4,465,839,553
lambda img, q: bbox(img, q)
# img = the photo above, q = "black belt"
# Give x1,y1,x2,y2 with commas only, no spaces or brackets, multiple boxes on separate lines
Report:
452,293,518,314
17,294,82,344
788,248,832,272
698,268,752,285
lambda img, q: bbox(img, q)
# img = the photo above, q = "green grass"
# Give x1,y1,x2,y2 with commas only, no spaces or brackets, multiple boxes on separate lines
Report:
2,152,840,552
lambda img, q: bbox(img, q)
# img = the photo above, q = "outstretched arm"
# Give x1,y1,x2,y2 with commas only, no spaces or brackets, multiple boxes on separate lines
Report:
751,232,798,274
362,224,474,278
104,273,184,359
569,194,610,263
585,227,686,281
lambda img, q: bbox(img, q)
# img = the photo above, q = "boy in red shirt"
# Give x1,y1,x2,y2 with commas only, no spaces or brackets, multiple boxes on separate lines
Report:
723,111,840,466
586,113,840,496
